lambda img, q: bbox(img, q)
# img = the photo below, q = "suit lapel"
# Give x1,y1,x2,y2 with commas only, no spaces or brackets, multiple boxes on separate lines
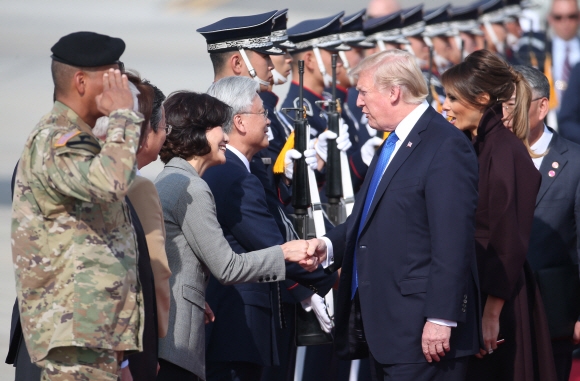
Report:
536,132,568,205
358,108,433,234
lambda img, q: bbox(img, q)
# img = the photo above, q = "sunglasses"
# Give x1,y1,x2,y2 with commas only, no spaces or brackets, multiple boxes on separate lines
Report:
552,13,579,21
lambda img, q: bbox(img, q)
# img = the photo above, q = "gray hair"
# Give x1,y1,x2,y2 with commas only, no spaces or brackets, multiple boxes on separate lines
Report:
207,76,260,133
513,65,550,100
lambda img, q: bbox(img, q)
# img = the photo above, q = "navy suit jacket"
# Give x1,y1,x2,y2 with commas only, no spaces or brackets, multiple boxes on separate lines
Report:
326,106,481,364
528,129,580,271
558,63,580,145
203,149,335,366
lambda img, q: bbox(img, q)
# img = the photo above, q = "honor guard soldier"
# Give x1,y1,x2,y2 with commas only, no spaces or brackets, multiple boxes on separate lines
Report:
197,10,283,92
362,9,404,55
449,3,486,59
478,0,521,64
261,9,295,167
282,12,351,137
337,9,385,193
422,4,455,113
399,5,430,67
12,31,144,380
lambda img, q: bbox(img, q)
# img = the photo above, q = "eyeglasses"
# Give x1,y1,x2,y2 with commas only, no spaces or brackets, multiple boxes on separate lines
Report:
552,13,579,21
165,124,172,135
502,97,546,111
239,109,269,120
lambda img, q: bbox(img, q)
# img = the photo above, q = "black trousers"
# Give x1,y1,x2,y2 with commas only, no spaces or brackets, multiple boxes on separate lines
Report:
206,361,263,381
552,340,574,381
369,353,468,381
157,359,201,381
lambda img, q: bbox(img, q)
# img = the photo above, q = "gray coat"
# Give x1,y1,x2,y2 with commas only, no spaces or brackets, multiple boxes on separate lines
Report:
155,157,286,379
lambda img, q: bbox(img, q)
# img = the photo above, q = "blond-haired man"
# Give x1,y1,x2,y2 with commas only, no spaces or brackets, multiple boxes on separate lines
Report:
308,50,481,380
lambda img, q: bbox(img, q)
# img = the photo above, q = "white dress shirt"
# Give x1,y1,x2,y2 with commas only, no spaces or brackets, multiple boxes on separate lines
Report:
321,101,457,327
531,125,553,170
226,144,250,173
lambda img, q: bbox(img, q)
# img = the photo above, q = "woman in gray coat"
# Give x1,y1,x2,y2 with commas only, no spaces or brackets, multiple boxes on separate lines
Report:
154,91,314,381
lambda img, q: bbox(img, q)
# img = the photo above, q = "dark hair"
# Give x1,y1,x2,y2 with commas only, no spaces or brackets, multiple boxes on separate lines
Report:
209,51,235,75
159,91,232,164
441,49,534,154
125,71,165,149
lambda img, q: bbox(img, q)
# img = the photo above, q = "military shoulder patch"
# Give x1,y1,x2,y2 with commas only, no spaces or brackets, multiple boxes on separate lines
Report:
55,131,101,155
54,130,81,147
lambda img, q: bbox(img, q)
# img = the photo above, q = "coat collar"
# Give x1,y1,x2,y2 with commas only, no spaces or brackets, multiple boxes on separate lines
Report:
357,106,435,234
165,157,200,178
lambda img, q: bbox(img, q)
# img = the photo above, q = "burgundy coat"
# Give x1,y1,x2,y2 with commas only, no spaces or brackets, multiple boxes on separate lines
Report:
467,104,557,381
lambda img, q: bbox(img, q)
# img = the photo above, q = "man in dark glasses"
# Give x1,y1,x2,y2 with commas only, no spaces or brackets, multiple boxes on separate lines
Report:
548,0,580,108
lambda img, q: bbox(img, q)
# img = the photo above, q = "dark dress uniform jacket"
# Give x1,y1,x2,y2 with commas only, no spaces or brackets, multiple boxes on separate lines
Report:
325,106,481,364
466,105,557,381
203,149,334,366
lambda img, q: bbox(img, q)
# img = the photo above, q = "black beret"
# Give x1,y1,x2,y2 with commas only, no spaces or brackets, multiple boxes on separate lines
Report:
51,31,125,67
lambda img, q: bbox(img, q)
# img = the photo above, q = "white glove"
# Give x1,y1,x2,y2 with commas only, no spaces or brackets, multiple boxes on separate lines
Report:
284,147,318,180
336,123,352,152
360,136,384,166
284,149,302,180
314,123,352,162
301,294,333,333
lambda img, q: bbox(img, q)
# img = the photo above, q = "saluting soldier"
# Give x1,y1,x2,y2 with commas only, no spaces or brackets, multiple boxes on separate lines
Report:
11,31,144,380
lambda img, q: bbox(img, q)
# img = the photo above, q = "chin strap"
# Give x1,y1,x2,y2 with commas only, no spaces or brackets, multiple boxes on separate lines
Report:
239,48,270,87
423,36,452,73
313,47,334,88
453,34,468,61
338,51,355,87
271,68,288,85
377,40,386,52
483,21,504,55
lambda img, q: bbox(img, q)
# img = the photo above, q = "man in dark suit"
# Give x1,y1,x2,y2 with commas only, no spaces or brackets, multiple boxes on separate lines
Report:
308,49,481,380
203,75,336,381
511,65,580,381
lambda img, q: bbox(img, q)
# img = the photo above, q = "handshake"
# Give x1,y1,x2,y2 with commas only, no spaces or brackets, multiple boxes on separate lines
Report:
280,238,327,271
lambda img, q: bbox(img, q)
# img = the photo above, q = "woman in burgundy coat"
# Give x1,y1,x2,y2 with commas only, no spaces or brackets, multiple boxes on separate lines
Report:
441,50,557,381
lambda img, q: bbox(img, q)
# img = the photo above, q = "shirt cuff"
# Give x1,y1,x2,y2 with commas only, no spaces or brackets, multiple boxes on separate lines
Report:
427,318,457,327
121,360,129,369
320,237,334,268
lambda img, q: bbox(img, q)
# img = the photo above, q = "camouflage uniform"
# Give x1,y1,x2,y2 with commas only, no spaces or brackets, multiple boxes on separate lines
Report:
11,101,144,379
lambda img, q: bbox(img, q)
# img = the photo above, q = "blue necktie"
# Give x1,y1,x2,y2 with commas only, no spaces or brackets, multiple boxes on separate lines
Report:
351,132,399,299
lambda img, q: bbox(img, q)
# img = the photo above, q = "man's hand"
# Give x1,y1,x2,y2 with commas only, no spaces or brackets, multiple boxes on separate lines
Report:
573,321,580,344
307,238,328,264
301,294,334,333
204,302,215,324
96,68,134,116
421,321,451,363
281,240,318,271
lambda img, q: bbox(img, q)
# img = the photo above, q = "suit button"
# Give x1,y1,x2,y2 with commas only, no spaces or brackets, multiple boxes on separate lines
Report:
258,277,263,282
359,245,366,249
272,275,277,281
265,276,271,281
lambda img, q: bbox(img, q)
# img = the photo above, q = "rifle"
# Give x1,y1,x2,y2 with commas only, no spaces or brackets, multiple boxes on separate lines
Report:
426,46,434,105
316,54,343,226
283,61,334,349
282,60,310,240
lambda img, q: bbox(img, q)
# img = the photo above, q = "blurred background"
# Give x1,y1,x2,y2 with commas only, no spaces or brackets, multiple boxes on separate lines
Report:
0,0,553,379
